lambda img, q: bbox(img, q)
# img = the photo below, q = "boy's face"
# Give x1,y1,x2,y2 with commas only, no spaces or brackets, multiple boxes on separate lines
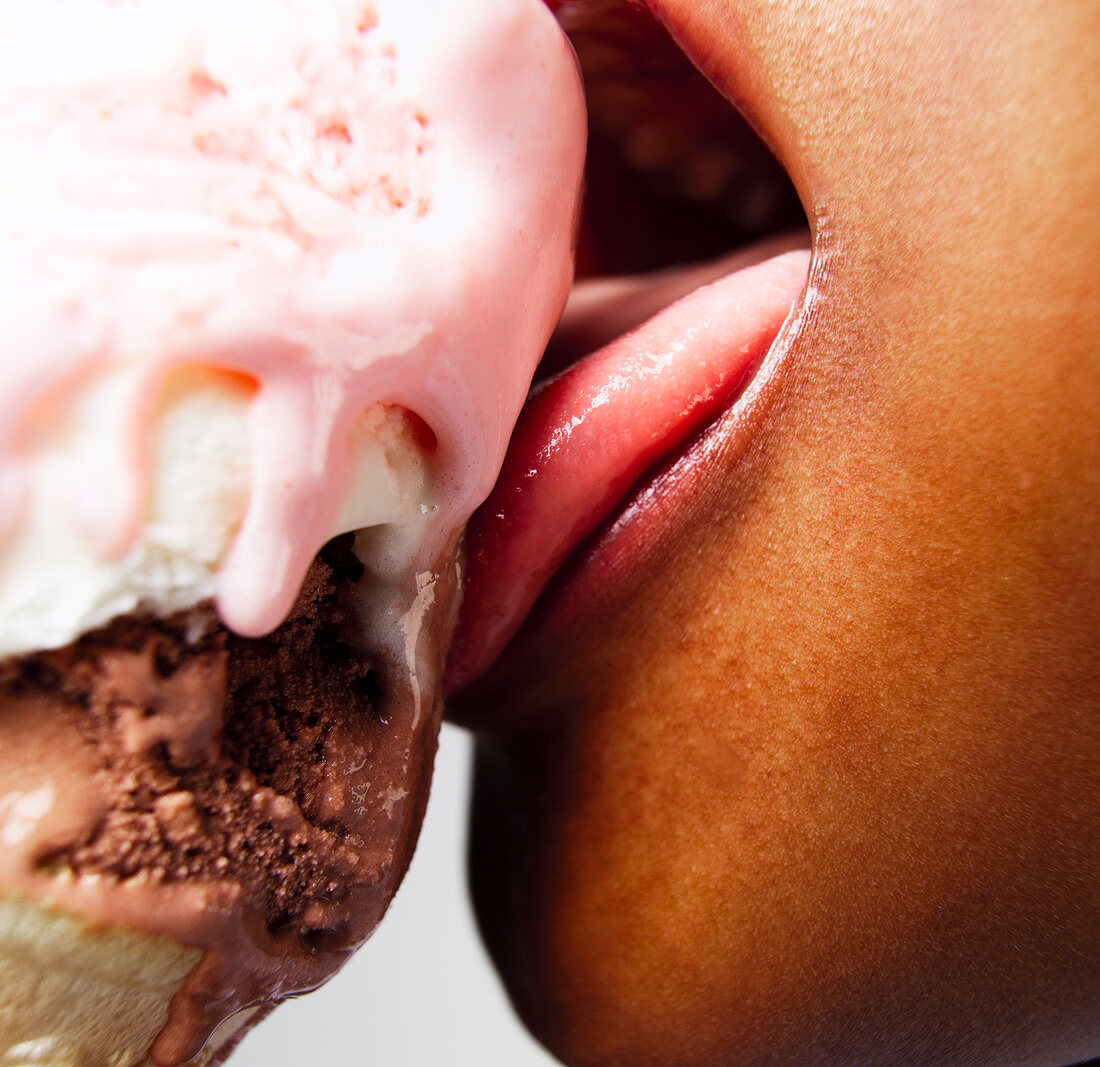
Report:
453,0,1100,1063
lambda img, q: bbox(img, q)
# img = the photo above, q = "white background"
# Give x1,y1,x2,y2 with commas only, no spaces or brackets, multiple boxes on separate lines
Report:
234,725,559,1066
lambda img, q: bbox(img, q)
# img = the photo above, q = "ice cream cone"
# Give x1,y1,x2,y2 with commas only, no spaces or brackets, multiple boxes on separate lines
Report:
0,895,199,1066
0,895,275,1066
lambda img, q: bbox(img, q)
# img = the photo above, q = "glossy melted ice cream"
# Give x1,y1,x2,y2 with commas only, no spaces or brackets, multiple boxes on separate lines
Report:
0,0,585,1060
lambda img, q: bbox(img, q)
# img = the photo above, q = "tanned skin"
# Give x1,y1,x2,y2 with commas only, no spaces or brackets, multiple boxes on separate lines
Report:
456,0,1100,1064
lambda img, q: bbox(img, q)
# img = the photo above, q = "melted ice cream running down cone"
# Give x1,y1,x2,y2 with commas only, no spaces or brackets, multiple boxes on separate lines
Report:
0,0,586,1062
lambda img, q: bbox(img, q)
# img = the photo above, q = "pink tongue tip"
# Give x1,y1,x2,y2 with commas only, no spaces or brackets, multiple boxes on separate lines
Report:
445,247,810,694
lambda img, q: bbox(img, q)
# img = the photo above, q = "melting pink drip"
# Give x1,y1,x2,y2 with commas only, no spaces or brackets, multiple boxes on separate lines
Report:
0,0,588,650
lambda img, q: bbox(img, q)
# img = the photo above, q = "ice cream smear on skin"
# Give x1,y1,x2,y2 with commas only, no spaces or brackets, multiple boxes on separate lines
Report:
0,0,586,1061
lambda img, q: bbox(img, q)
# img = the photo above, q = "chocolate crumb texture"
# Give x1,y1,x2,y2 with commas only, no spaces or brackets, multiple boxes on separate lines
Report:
0,536,400,947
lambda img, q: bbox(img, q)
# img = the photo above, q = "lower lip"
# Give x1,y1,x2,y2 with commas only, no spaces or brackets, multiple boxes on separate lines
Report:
446,237,811,704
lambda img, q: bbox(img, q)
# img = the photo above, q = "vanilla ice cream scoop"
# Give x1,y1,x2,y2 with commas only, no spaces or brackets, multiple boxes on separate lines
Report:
0,0,586,1062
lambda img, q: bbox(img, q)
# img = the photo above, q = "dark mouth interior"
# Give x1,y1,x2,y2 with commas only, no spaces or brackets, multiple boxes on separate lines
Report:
562,0,806,279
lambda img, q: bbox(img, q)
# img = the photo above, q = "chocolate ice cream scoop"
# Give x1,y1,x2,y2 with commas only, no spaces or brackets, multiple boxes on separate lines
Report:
0,538,454,1063
0,0,586,1062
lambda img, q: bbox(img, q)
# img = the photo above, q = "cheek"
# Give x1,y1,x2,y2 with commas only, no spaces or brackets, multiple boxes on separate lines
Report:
466,256,1100,1065
465,2,1100,1063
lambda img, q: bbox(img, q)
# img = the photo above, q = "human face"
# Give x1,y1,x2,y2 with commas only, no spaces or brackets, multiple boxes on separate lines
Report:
448,1,1100,1064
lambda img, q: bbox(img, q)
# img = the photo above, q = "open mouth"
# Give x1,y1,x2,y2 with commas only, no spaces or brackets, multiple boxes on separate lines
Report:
445,0,812,704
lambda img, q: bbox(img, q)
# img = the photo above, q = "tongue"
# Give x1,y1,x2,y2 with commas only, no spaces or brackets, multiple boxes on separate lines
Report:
444,243,809,693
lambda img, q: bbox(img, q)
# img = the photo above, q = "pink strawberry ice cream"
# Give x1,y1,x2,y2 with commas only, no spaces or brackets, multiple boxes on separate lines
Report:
0,0,585,1061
